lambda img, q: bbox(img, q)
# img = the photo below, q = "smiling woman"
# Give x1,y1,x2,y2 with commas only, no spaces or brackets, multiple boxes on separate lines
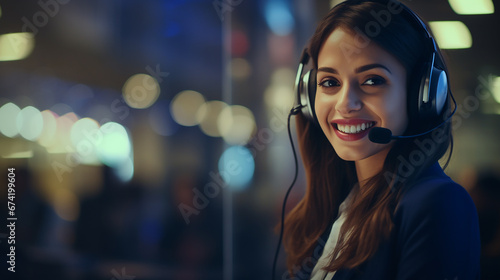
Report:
280,0,480,279
315,28,408,163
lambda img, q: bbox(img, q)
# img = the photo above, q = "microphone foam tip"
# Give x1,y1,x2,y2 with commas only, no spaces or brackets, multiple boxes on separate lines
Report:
368,127,392,144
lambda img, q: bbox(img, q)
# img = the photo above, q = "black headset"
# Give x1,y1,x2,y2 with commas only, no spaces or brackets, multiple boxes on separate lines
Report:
294,0,449,127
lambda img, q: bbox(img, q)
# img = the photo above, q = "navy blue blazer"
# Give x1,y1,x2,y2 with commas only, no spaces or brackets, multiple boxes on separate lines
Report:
292,163,480,280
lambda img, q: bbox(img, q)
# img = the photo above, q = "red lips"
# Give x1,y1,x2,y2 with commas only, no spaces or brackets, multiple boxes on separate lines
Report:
331,119,376,141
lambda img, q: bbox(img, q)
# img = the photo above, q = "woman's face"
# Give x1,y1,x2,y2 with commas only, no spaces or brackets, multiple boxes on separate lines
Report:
315,28,408,162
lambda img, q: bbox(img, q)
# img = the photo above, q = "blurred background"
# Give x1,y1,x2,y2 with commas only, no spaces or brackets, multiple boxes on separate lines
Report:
0,0,499,279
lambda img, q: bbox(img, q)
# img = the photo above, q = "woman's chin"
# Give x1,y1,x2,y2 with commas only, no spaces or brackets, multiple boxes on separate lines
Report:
333,149,366,162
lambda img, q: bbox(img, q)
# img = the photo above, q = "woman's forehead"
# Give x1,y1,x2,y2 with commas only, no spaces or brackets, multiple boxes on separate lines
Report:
317,28,402,70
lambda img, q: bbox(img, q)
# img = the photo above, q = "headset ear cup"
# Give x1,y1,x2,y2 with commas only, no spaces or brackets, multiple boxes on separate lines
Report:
307,69,319,125
416,50,449,121
417,66,448,121
416,61,432,120
300,69,318,125
431,68,448,116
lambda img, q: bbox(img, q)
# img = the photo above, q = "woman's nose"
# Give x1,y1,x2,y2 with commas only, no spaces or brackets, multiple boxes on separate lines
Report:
335,82,362,115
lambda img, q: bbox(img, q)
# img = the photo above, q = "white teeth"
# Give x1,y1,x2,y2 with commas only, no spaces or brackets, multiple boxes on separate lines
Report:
337,122,374,134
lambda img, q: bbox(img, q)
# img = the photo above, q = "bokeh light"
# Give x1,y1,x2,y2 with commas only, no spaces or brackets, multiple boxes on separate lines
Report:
196,100,228,137
170,90,206,126
264,68,295,108
218,146,255,190
53,188,80,221
0,32,34,61
491,75,500,104
62,112,79,122
0,102,21,137
264,1,294,36
38,110,58,147
429,21,472,49
16,106,44,141
47,112,78,153
231,29,249,56
3,150,34,159
122,73,161,109
271,67,295,85
231,58,252,80
70,117,101,165
264,85,294,109
218,105,256,145
114,156,134,182
267,33,294,65
329,0,345,8
448,0,494,15
96,122,131,167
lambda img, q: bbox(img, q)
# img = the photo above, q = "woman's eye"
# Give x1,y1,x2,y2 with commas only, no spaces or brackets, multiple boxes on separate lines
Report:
362,76,386,86
318,79,340,88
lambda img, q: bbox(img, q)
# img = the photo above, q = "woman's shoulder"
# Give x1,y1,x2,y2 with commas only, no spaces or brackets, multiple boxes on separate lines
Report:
394,163,479,233
391,163,481,278
401,178,470,208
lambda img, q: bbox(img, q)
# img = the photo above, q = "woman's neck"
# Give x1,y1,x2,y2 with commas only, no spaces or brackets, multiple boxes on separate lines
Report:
355,147,391,187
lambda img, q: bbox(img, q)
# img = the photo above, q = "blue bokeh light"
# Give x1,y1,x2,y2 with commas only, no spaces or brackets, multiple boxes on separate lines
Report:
218,146,255,191
264,0,294,36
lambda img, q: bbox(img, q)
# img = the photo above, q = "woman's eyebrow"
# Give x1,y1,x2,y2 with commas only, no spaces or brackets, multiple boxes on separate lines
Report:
317,64,392,75
317,67,339,74
355,63,392,74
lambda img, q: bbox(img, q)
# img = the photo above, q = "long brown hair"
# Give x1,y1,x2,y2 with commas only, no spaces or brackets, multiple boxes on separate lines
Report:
284,0,453,272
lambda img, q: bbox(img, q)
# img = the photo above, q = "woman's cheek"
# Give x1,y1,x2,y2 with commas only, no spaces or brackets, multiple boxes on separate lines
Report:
314,98,328,134
315,95,324,120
